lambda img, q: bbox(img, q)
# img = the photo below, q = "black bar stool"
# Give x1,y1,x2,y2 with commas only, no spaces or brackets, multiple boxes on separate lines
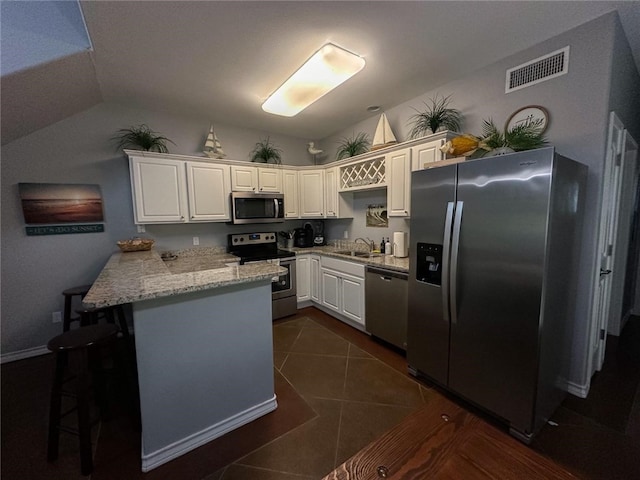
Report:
47,324,119,476
76,305,130,339
62,285,92,332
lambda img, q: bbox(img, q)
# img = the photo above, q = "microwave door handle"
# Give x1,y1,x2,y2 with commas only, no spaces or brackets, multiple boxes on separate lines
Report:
274,198,280,218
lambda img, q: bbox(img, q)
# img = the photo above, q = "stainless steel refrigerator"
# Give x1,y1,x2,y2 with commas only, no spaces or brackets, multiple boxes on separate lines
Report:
407,147,587,443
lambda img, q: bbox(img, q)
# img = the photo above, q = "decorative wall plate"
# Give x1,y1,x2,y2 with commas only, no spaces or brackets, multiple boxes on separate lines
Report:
505,106,549,133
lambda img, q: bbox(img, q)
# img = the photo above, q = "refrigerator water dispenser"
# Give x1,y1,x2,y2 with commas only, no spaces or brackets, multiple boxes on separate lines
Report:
416,242,442,286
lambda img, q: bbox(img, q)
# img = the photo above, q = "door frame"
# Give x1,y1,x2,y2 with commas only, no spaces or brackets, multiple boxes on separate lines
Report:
588,111,625,377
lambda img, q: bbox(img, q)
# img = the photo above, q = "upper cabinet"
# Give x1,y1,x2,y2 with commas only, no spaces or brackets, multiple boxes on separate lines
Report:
410,132,457,171
282,168,299,219
325,166,354,219
299,169,324,218
130,156,188,223
185,162,231,221
387,147,412,217
231,165,282,193
129,155,230,224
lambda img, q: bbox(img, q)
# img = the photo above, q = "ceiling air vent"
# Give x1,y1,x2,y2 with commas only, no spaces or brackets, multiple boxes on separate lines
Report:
505,46,569,93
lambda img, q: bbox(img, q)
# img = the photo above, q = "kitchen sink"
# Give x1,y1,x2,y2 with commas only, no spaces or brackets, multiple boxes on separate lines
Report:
334,250,381,258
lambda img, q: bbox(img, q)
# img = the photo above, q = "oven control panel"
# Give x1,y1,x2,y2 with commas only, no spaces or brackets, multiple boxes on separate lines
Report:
229,232,277,246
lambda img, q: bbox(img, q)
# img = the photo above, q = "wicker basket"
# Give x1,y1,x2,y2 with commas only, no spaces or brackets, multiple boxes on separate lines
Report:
117,238,155,252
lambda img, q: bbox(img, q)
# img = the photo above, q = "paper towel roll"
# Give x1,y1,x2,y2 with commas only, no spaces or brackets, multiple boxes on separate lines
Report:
393,232,408,258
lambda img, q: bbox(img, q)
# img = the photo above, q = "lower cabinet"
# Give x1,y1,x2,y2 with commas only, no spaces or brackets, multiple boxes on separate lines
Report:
296,254,321,304
320,257,365,328
296,254,365,329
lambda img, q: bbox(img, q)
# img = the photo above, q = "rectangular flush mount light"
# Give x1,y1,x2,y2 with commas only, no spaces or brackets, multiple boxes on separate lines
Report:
262,43,365,117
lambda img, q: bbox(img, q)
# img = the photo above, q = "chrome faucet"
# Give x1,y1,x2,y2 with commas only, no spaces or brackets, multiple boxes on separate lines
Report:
354,237,374,252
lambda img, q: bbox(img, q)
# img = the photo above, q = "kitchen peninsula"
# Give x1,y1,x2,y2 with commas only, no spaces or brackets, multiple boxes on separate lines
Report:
83,249,286,472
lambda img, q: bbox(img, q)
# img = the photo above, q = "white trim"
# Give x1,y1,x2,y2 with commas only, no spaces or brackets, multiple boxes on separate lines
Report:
1,345,50,364
564,379,590,399
141,395,277,472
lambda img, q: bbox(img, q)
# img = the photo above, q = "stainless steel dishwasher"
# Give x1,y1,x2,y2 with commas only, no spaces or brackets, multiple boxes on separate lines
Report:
365,266,408,350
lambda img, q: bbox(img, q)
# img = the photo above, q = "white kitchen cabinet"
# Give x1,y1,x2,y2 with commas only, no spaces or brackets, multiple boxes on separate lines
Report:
296,254,311,302
130,156,188,223
310,255,321,303
297,253,321,305
299,169,325,218
320,256,365,327
231,165,282,192
129,156,232,224
411,139,446,171
185,162,231,221
387,148,412,217
282,168,299,218
325,166,353,219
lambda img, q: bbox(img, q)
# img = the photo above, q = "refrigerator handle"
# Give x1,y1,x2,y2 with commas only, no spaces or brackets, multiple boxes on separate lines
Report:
441,202,455,324
450,201,464,325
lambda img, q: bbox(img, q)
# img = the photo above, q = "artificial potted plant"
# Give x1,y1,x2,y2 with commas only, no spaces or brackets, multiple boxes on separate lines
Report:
112,124,175,153
477,118,547,156
408,94,462,139
250,137,282,164
335,132,371,160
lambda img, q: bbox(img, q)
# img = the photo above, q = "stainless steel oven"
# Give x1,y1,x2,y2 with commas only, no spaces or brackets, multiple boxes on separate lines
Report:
228,232,297,320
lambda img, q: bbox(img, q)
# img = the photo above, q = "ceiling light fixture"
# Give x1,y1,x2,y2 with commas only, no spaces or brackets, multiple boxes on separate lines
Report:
262,43,365,117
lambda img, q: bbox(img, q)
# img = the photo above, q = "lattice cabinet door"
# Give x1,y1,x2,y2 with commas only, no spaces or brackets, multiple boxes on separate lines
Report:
339,156,386,192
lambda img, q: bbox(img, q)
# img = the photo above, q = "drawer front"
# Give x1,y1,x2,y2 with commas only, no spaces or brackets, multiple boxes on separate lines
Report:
321,257,365,278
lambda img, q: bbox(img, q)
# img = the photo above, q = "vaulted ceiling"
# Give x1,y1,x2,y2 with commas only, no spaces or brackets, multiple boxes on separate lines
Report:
2,1,639,145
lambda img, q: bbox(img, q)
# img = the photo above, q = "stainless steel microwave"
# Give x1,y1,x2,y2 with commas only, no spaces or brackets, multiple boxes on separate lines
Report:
231,192,285,224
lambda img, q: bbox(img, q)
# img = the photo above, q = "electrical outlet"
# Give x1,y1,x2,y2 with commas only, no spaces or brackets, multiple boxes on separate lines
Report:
52,311,62,324
343,230,349,239
137,225,146,233
193,236,200,246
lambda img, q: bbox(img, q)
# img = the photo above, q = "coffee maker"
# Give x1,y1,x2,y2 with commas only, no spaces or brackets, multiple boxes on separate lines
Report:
294,224,314,247
311,220,325,246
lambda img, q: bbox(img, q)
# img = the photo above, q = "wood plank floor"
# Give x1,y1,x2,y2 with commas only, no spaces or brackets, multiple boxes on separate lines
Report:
323,393,576,479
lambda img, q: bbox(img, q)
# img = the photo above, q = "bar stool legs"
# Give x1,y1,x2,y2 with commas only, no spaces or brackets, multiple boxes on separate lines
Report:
47,324,119,476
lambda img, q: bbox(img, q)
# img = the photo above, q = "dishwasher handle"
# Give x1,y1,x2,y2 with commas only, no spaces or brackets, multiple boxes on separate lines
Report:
366,267,408,281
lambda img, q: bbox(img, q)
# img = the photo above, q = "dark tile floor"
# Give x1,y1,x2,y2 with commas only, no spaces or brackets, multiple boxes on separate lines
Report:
2,308,639,479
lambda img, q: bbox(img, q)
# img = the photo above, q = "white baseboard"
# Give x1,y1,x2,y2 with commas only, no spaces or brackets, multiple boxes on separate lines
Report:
564,379,590,399
141,395,278,472
1,345,50,364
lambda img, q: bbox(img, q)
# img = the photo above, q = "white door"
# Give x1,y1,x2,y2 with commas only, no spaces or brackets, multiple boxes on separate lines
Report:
387,148,411,217
341,273,365,325
411,139,445,171
590,112,625,374
130,157,187,223
282,169,299,218
231,165,258,191
185,162,231,221
321,269,340,312
310,255,321,303
296,255,310,302
257,168,282,193
299,170,324,217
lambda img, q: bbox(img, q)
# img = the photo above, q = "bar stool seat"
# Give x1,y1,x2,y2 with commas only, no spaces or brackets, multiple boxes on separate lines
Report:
47,324,119,476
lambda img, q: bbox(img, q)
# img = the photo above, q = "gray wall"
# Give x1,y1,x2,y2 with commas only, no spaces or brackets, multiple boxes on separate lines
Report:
320,12,637,390
0,102,316,356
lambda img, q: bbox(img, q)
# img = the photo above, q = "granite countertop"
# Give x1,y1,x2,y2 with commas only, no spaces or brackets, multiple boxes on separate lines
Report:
83,250,286,309
284,245,410,273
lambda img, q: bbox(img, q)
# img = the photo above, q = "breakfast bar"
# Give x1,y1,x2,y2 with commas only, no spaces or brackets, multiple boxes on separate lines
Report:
83,249,286,472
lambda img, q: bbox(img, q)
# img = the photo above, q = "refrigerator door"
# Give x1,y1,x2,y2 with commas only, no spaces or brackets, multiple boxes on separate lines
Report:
407,165,456,385
448,149,553,433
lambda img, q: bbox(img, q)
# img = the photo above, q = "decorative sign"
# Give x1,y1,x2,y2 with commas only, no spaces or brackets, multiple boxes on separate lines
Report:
505,106,549,133
348,176,381,188
19,183,105,235
26,224,105,236
366,204,388,228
